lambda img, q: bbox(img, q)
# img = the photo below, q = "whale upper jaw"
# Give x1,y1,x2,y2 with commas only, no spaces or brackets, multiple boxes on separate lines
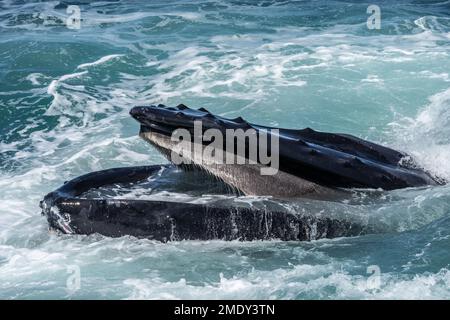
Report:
130,104,442,195
130,104,334,197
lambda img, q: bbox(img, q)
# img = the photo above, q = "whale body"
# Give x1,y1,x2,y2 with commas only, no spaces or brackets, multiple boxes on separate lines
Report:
40,104,442,242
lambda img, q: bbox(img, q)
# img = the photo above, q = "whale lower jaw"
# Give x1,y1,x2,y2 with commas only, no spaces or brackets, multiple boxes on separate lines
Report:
140,131,336,198
41,164,381,241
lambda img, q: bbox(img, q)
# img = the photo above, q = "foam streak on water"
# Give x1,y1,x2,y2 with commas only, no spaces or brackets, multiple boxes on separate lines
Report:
0,0,449,299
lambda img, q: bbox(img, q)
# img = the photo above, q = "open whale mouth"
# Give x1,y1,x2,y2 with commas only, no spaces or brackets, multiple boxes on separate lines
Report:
40,103,444,242
130,104,441,194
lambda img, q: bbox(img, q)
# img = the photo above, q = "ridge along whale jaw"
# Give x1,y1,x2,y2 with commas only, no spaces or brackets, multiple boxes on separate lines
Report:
130,104,252,134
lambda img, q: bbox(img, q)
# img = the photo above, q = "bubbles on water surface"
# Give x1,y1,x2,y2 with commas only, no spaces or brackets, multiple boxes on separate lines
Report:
0,0,449,299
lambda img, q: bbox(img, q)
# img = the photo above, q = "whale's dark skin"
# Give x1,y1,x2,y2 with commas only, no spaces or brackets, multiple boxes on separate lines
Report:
40,104,442,241
130,104,441,192
40,165,377,241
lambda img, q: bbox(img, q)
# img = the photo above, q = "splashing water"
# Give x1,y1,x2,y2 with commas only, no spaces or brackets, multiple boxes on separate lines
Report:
0,0,449,299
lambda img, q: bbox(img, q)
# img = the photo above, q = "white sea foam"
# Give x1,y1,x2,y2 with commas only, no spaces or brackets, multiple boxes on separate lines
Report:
1,1,450,300
83,11,203,26
46,71,88,114
25,73,45,85
361,75,384,84
123,264,450,300
390,88,450,181
77,54,124,69
413,71,450,82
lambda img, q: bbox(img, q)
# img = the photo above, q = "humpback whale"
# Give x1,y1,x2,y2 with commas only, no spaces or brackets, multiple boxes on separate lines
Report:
40,104,442,241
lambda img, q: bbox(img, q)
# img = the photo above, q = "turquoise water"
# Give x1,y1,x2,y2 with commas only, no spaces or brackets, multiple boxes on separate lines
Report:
1,0,450,299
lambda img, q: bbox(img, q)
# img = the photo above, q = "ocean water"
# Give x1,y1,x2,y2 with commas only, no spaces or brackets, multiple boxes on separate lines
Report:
1,0,450,299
